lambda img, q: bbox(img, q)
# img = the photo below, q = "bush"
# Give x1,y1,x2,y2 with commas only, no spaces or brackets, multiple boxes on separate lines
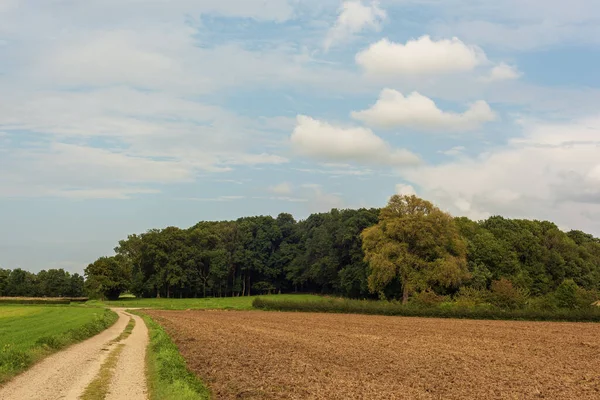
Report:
575,287,599,309
410,290,447,308
453,287,490,308
489,279,528,310
526,294,559,311
554,279,579,308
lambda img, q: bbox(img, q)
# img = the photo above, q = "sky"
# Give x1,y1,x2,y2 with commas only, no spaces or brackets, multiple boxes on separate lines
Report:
1,0,600,274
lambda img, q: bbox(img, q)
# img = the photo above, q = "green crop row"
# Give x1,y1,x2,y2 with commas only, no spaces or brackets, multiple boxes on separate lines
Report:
252,297,600,322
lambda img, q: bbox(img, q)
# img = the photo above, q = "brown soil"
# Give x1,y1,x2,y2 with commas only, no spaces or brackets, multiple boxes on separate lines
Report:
147,310,600,400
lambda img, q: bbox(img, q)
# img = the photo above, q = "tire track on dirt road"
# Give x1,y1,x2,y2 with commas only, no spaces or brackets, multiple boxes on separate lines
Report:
0,308,149,400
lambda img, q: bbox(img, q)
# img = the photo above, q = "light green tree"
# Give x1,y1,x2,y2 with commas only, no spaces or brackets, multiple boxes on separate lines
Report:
361,195,469,303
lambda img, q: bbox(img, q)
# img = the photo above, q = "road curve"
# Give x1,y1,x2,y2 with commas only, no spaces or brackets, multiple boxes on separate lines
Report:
0,308,149,400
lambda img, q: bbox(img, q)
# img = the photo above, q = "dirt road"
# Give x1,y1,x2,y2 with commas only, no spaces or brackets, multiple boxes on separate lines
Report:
0,308,149,400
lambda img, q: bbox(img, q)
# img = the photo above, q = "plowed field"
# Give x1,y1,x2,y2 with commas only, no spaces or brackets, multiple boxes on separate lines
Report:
146,310,600,399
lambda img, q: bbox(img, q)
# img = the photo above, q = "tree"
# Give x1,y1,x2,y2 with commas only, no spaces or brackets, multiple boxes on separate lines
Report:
5,268,37,297
84,256,131,300
554,279,579,309
0,268,11,296
362,195,469,303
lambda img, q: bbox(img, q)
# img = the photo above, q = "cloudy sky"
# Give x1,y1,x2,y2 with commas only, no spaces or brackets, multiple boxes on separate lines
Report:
2,0,600,273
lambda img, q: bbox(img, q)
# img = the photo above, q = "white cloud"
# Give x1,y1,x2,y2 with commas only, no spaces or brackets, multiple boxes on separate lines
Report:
253,196,308,203
439,146,466,156
324,1,386,50
269,182,293,195
301,184,345,213
47,188,160,200
396,183,416,196
352,89,496,131
402,116,600,234
355,35,488,76
481,63,522,82
290,115,420,166
180,196,245,202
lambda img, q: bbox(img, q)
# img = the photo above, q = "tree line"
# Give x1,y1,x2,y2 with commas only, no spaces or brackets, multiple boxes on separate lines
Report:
0,268,85,298
83,195,600,304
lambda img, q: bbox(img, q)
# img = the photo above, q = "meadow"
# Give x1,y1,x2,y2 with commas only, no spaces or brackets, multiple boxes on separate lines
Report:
0,305,117,383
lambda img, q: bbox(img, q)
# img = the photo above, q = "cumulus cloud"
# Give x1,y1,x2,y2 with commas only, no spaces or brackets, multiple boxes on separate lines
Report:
290,115,420,166
396,183,416,196
324,1,386,50
352,89,496,131
402,116,600,234
355,35,488,76
481,63,522,82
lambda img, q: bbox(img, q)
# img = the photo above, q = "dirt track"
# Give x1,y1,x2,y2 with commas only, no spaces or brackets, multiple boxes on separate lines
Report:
148,310,600,400
0,308,148,400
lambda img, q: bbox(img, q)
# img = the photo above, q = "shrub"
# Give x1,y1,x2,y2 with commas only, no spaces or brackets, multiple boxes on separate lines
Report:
554,279,579,308
454,287,490,308
575,287,599,309
489,279,527,310
410,289,447,308
526,295,558,311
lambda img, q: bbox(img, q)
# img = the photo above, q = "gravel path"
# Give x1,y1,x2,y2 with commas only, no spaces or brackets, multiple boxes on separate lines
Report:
106,313,149,400
0,308,149,400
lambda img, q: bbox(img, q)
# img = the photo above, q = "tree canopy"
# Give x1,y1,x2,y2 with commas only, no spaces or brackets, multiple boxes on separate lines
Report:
6,195,600,304
362,195,469,302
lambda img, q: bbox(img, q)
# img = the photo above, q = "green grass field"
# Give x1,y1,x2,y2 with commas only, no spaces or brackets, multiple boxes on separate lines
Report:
99,294,325,310
0,305,117,383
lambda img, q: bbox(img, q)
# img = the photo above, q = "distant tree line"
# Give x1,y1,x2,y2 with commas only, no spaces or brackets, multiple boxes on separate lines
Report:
83,195,600,304
0,268,85,297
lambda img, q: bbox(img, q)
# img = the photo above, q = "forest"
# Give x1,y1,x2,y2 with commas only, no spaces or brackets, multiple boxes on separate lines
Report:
0,268,85,298
79,195,600,308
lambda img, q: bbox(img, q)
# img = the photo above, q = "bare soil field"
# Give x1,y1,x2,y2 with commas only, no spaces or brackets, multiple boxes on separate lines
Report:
147,310,600,400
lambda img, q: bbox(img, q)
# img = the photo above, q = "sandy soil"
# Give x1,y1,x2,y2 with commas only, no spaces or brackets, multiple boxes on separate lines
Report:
147,310,600,400
0,308,149,400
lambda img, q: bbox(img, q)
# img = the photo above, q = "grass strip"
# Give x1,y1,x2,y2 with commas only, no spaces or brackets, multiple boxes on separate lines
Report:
253,297,600,322
80,344,125,400
133,311,210,400
0,307,118,384
0,297,88,304
109,317,135,344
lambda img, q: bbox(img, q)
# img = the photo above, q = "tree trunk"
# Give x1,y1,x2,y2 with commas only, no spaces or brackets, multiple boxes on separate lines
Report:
247,274,251,296
402,284,409,305
241,274,246,297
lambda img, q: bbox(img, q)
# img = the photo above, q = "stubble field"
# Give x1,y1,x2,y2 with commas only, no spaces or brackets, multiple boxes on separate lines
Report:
147,310,600,400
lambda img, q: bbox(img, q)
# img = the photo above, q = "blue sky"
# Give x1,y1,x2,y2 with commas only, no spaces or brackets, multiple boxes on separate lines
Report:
2,0,600,273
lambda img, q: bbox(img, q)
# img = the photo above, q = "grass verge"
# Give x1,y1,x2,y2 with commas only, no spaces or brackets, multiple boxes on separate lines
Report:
80,343,125,400
0,306,118,384
133,312,210,400
253,297,600,322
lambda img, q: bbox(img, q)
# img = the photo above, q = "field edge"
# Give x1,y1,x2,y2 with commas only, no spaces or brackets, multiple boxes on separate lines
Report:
253,297,600,322
134,311,211,400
